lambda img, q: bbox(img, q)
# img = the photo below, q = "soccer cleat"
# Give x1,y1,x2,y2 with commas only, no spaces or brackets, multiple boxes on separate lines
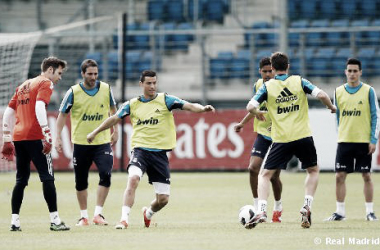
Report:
300,205,311,228
115,220,128,229
271,210,282,223
366,212,378,221
76,217,89,226
50,222,70,231
10,225,21,232
244,212,267,229
324,212,346,221
93,214,108,226
142,207,151,228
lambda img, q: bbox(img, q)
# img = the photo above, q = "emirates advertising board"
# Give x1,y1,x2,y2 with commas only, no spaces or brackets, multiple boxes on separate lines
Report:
1,109,379,171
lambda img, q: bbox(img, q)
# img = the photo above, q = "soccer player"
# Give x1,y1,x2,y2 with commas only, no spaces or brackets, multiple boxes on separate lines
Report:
1,57,70,231
86,70,215,229
245,52,336,229
55,59,118,226
234,57,283,222
325,58,379,221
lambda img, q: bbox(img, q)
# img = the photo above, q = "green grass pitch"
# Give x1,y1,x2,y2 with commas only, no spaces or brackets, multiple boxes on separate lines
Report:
0,172,379,250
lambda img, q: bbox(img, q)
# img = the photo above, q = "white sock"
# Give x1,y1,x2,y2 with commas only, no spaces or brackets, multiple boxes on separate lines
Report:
253,198,259,212
11,214,20,227
80,210,88,219
304,195,314,209
146,207,155,220
274,200,282,211
50,211,61,225
365,202,374,214
336,202,345,216
257,200,267,213
121,206,131,222
94,206,103,216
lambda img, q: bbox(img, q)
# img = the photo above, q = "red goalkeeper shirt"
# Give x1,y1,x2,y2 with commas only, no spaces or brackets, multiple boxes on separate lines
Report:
9,75,53,141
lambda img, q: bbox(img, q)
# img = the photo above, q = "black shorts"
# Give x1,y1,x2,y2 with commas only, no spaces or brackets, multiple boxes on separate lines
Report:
14,140,54,185
128,148,170,184
335,143,372,173
251,134,272,158
73,143,113,180
263,137,317,170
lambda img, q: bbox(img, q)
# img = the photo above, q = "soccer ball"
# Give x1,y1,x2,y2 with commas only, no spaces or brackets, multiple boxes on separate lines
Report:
238,205,255,226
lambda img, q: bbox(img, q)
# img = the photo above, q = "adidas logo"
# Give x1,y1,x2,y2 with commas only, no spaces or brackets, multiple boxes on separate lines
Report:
276,87,298,103
358,101,363,105
155,109,160,113
100,104,104,108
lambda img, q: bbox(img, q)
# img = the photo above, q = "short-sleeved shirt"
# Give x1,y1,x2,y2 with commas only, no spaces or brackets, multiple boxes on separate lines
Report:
9,75,54,141
117,93,187,151
59,81,116,113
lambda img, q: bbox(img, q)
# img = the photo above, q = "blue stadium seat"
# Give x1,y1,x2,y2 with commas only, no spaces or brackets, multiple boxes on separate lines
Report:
306,19,329,47
361,0,377,17
368,19,380,45
289,20,309,47
134,23,151,50
209,58,230,79
187,0,206,21
148,0,166,21
167,0,184,22
173,23,194,51
287,0,301,20
351,19,370,46
237,49,252,61
319,1,338,19
160,22,176,50
325,19,350,47
340,0,358,17
205,0,224,23
331,48,351,76
299,0,318,19
230,58,249,79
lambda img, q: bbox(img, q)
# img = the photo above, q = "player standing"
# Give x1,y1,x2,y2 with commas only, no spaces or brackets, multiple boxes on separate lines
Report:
86,70,215,229
1,57,70,231
325,58,379,221
55,59,118,226
234,57,283,222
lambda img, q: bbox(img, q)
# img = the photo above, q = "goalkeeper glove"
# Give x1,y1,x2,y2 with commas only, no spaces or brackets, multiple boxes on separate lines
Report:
1,134,15,161
42,126,52,155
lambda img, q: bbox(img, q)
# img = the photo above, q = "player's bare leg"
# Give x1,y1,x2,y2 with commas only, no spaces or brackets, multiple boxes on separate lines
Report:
248,156,262,208
76,189,88,210
301,165,319,228
270,169,283,222
93,186,110,225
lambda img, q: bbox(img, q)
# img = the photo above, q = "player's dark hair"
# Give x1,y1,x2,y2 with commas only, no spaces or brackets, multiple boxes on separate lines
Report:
346,58,361,70
80,59,98,73
270,52,289,71
259,57,271,69
41,57,67,73
140,70,156,82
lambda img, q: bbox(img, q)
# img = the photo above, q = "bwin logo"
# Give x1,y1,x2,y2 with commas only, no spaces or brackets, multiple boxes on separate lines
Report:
342,109,361,117
277,103,300,114
137,117,159,125
82,113,103,121
276,88,298,103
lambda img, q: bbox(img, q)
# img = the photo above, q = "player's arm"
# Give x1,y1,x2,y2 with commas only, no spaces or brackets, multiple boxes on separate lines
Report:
109,105,119,146
368,87,379,154
302,78,336,113
87,114,121,144
55,89,73,152
246,84,267,121
234,113,255,132
55,112,68,152
88,100,130,143
1,106,16,161
182,102,215,113
35,100,53,154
